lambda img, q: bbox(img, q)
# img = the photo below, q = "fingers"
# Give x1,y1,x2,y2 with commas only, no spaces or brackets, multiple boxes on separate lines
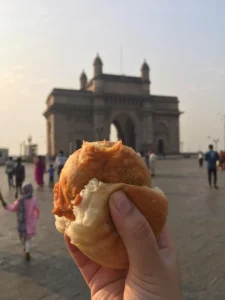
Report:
65,234,127,295
109,191,161,274
65,234,88,268
157,222,176,251
64,234,101,285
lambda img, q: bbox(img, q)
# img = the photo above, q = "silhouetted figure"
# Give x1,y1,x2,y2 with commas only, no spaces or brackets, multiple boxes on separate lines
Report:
14,158,25,198
5,157,15,188
48,164,55,187
34,156,45,187
205,145,219,189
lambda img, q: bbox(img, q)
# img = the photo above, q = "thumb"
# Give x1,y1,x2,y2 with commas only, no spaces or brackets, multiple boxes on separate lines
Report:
109,190,161,273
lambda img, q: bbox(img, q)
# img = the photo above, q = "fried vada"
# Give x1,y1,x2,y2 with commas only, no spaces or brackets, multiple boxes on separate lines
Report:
53,140,168,269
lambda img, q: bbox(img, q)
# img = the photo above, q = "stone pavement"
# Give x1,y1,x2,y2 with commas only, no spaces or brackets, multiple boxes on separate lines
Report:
0,160,225,300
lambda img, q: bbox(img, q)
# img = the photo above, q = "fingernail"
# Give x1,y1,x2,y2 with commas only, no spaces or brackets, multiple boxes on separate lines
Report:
111,191,133,215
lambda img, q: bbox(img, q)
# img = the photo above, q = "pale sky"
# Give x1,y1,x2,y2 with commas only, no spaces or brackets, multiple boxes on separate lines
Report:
1,0,225,155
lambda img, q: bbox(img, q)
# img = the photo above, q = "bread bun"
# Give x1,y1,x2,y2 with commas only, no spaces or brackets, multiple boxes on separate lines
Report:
53,141,151,220
53,141,168,269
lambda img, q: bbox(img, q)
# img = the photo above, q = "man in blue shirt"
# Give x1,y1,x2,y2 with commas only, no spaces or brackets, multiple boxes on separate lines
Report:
205,144,219,189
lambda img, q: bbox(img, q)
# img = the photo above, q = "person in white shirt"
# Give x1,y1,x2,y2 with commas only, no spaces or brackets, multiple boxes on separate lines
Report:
5,157,15,189
54,151,67,177
149,151,156,177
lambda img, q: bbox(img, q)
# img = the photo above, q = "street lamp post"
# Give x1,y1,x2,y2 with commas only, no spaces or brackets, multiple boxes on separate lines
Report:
28,135,32,145
27,135,32,156
213,138,219,151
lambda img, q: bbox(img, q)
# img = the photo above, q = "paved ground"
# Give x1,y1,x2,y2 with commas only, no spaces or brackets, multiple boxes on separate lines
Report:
0,160,225,300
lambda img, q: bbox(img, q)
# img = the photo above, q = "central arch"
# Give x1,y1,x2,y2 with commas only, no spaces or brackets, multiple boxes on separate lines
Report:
109,113,136,150
113,120,125,142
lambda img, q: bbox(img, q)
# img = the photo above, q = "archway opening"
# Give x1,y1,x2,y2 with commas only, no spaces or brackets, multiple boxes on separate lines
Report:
109,123,119,142
110,114,136,150
157,139,164,154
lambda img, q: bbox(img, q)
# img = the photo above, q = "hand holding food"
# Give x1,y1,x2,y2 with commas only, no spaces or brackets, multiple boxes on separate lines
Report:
53,141,168,269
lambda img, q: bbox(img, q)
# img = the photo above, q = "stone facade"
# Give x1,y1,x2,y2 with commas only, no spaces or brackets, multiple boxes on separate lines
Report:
43,54,181,156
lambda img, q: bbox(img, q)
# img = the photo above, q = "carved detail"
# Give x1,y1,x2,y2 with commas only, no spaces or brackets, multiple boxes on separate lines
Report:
45,91,180,154
65,107,92,124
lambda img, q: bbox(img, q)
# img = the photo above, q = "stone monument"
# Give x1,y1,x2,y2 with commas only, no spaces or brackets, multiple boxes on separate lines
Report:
44,54,181,156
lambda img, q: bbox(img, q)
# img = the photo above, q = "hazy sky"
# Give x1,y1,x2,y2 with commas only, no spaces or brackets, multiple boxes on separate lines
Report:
1,0,225,155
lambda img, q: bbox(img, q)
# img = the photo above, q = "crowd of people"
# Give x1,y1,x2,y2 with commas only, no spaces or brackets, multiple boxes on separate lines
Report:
5,149,157,193
5,157,25,198
5,150,68,193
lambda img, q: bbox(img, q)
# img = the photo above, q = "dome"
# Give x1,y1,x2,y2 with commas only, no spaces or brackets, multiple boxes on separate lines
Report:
141,60,150,71
80,70,87,80
93,54,103,66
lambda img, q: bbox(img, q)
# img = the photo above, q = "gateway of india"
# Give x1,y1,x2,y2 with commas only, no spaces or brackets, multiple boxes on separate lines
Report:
44,54,181,156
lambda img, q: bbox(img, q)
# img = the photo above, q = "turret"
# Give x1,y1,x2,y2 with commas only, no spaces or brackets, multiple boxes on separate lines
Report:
93,53,103,77
141,60,150,80
80,70,87,90
93,54,104,92
141,60,151,94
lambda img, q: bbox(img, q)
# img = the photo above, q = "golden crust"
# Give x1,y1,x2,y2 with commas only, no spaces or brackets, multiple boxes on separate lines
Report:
53,141,151,220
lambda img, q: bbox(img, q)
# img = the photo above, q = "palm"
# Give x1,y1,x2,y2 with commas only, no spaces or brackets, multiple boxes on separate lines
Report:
89,266,126,300
65,235,126,299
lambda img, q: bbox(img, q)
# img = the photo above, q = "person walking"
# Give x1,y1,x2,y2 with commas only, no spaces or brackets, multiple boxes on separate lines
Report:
5,156,15,189
54,150,67,178
14,158,25,198
149,151,157,176
198,151,204,167
48,164,55,187
205,144,219,189
0,184,39,260
34,156,45,187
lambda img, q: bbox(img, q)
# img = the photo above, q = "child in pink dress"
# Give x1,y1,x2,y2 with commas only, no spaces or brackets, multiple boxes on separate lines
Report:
0,184,39,260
